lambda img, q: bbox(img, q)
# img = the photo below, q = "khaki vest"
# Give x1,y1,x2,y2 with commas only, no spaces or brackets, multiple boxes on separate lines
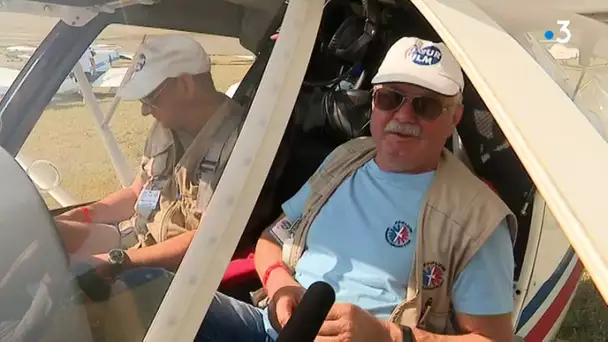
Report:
124,99,244,248
280,137,518,334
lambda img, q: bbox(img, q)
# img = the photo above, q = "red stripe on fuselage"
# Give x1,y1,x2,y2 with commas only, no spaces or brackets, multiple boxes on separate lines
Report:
524,261,584,341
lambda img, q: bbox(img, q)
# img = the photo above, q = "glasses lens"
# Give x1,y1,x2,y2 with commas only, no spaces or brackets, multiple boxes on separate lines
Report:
141,92,156,106
373,89,405,112
140,80,169,107
411,96,444,120
140,102,152,116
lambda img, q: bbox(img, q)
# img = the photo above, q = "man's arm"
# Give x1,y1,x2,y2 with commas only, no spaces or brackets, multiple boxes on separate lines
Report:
392,220,516,342
318,220,516,342
105,151,315,272
56,176,144,224
121,229,195,272
114,211,299,277
254,215,301,298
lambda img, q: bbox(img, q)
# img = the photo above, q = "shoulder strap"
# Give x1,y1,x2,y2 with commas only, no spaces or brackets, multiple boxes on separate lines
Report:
282,137,377,268
195,113,243,212
175,106,232,175
170,129,186,162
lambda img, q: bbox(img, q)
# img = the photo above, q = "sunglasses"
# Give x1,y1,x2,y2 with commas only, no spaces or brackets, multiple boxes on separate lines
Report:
140,80,170,108
372,88,453,121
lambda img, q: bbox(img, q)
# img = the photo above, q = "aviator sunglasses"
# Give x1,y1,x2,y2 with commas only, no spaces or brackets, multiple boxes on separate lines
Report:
372,87,453,121
140,79,172,108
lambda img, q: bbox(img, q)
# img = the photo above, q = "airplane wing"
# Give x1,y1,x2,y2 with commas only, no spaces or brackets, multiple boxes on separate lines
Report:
225,82,241,98
56,77,79,95
91,67,128,88
409,0,608,301
0,67,20,95
118,52,134,60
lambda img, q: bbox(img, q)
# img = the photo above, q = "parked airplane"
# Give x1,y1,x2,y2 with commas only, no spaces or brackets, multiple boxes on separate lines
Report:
0,43,133,98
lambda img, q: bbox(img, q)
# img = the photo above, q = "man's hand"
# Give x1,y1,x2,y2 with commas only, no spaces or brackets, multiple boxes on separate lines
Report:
71,253,115,279
316,303,397,342
268,285,306,333
69,253,116,303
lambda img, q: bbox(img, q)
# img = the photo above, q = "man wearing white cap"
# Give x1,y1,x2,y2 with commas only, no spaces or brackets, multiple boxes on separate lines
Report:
55,35,244,277
194,37,517,342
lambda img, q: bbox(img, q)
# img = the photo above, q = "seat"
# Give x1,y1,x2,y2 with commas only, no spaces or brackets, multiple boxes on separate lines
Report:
451,130,499,195
218,247,260,303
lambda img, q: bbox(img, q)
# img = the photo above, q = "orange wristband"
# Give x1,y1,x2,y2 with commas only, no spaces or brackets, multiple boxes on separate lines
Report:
81,207,92,224
262,262,290,290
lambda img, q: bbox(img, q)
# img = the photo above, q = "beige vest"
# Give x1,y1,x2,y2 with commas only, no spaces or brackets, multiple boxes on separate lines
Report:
125,99,244,248
280,137,518,334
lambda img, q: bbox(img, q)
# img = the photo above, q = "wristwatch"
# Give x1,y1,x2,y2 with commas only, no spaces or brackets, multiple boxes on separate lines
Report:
400,325,416,342
108,248,128,277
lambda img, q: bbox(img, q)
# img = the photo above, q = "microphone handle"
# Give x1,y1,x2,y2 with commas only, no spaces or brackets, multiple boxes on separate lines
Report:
277,281,336,342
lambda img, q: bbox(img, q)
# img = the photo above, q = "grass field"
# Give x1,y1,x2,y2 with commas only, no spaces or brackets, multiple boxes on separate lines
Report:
13,55,607,341
558,272,607,341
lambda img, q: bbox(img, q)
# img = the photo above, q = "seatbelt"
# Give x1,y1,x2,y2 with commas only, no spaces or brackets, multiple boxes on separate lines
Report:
195,114,243,212
171,129,186,162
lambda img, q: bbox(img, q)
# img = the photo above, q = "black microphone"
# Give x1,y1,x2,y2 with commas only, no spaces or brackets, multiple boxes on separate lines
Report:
277,281,336,342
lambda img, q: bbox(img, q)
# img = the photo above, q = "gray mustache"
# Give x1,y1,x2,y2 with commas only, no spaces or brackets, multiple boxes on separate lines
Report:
384,120,422,138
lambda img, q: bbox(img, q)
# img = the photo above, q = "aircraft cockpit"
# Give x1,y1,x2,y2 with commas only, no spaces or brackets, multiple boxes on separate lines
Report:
0,0,606,341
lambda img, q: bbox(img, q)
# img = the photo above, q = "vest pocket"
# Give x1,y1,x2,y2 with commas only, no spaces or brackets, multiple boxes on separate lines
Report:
160,202,184,242
419,310,454,335
179,184,202,231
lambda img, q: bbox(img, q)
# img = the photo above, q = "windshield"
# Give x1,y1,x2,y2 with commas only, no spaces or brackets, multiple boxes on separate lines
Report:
0,0,288,340
472,0,608,141
0,13,59,98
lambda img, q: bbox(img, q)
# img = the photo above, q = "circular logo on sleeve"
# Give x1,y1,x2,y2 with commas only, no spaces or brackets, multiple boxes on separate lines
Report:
422,261,446,289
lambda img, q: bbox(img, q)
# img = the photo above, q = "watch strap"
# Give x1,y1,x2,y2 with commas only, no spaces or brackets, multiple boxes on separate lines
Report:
108,249,126,277
400,325,415,342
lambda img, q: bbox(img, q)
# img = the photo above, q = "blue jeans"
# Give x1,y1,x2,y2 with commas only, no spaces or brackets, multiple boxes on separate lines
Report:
121,268,275,341
195,292,275,342
119,267,174,330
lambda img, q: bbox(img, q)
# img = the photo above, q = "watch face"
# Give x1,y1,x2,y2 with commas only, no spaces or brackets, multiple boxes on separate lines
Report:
108,249,125,265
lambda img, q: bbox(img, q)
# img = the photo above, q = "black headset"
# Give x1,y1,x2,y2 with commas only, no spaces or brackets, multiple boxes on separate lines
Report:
326,0,378,64
303,0,380,88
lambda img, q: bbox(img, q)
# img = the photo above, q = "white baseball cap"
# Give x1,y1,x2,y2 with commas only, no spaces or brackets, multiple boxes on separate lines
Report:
118,35,211,100
371,37,464,96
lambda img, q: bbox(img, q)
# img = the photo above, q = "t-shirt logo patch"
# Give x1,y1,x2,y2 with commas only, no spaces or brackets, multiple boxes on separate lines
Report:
385,220,413,248
422,261,446,289
410,45,442,66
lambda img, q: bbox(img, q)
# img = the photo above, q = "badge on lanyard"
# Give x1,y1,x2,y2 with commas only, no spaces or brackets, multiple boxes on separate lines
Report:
137,189,162,212
270,217,295,244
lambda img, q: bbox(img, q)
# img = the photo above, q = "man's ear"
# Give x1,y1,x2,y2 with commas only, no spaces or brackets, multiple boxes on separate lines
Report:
451,104,464,129
178,73,196,99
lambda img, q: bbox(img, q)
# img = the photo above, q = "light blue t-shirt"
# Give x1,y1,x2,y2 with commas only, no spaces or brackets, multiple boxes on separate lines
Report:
279,158,514,319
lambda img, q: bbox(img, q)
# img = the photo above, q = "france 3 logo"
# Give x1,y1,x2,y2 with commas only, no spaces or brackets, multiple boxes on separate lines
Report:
544,20,572,44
